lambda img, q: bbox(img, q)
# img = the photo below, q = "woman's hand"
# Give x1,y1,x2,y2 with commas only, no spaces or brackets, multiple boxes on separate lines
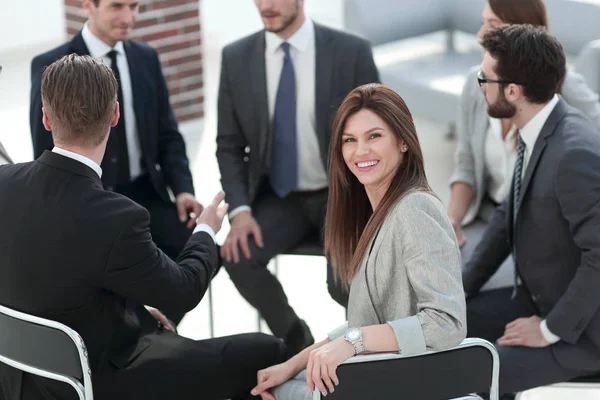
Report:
251,361,297,400
306,336,354,396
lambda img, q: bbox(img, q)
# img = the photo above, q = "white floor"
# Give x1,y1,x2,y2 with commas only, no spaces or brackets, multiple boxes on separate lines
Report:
0,0,596,398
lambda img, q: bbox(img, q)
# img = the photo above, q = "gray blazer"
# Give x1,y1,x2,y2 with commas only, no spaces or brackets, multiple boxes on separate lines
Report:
0,141,13,165
328,192,466,356
464,99,600,371
451,67,600,225
216,23,379,210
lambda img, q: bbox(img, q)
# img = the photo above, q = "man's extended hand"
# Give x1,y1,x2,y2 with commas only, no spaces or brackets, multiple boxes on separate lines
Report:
497,315,550,348
176,192,204,229
221,211,264,264
196,191,229,234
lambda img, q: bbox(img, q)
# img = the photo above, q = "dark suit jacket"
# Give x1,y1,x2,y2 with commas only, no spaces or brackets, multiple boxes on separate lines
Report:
30,32,194,202
463,98,600,370
216,23,380,210
0,151,218,399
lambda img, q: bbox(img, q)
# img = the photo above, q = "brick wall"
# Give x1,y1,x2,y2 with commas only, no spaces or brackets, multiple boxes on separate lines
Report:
64,0,203,122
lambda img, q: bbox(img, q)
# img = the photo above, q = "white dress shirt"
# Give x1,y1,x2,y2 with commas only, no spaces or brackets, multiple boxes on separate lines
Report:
514,94,561,344
82,23,143,181
51,146,215,242
484,119,518,204
0,154,8,165
229,18,328,220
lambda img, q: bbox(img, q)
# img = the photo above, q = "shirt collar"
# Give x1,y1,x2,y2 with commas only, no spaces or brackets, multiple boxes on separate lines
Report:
519,94,559,151
52,147,103,178
265,18,314,54
82,22,125,58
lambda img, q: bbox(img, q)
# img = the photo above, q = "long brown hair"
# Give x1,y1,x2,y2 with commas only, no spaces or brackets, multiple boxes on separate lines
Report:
324,84,431,284
488,0,548,28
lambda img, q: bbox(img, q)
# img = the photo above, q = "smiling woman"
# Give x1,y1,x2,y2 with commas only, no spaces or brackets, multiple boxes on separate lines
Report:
251,84,466,400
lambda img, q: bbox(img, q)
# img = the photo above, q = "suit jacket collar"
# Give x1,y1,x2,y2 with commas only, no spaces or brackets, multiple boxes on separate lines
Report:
0,142,13,164
69,31,91,56
38,151,103,189
511,97,569,224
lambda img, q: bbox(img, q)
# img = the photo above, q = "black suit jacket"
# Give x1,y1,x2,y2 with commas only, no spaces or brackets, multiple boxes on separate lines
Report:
30,32,194,201
463,99,600,370
0,151,218,399
216,23,380,210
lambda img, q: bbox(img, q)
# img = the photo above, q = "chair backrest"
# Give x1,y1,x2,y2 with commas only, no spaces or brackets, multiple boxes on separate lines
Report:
318,338,499,400
343,0,451,46
546,0,600,57
0,303,93,400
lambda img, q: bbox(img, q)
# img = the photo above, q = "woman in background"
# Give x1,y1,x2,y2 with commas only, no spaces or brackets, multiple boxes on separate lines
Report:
448,0,600,281
251,84,466,400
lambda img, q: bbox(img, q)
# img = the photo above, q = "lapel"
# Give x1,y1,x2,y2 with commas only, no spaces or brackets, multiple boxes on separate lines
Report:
0,142,13,164
314,23,334,159
514,99,568,220
69,31,91,56
250,32,271,167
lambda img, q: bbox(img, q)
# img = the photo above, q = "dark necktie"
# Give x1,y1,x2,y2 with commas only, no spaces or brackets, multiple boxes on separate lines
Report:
511,133,526,298
108,50,131,185
269,42,297,198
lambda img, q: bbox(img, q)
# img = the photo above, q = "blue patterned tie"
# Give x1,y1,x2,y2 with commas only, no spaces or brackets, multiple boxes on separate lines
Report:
270,42,297,198
511,133,526,299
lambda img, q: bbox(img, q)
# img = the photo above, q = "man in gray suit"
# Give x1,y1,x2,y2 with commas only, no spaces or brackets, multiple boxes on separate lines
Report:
463,25,600,397
216,0,379,356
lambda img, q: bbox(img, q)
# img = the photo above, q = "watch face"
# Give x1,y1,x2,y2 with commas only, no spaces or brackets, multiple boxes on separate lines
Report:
347,330,361,340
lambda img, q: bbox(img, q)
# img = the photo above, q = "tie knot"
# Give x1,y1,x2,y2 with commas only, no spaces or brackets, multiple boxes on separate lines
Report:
280,42,291,57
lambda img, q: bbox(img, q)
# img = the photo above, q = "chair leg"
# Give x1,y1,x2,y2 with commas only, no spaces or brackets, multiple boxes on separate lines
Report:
208,283,215,338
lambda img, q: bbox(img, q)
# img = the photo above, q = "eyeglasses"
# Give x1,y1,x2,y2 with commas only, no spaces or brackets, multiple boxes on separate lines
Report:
477,69,515,87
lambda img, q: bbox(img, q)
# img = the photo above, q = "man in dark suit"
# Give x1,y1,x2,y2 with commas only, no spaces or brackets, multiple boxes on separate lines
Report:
0,54,285,400
29,1,200,323
216,0,379,356
463,25,600,397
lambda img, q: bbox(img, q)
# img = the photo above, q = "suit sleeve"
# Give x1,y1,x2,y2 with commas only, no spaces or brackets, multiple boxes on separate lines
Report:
386,195,466,355
353,39,380,86
462,200,511,296
215,49,251,210
30,55,55,159
152,49,195,196
103,206,218,314
546,146,600,343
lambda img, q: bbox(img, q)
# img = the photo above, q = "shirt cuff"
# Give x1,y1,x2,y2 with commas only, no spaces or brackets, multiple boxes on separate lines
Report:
193,224,216,244
540,319,561,344
327,321,349,341
229,205,251,220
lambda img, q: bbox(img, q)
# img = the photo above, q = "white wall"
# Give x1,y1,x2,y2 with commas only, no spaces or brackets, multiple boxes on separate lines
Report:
0,0,65,55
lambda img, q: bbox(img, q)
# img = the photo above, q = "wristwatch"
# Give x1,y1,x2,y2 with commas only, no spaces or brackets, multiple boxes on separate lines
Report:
344,328,365,355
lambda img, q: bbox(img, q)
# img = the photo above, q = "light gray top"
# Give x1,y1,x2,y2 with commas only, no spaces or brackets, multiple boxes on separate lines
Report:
0,141,12,165
450,66,600,225
328,192,466,356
